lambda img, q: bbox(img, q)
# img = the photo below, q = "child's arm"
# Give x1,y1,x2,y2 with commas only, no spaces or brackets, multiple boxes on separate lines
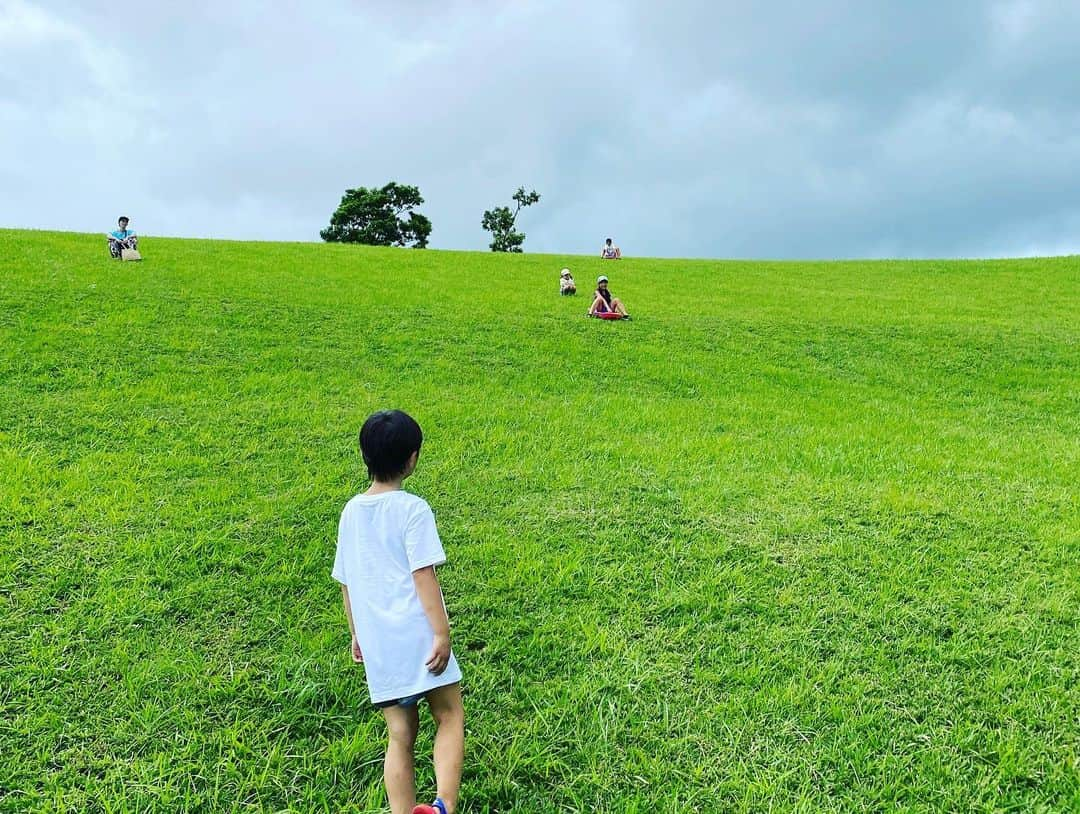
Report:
341,584,363,663
413,566,451,675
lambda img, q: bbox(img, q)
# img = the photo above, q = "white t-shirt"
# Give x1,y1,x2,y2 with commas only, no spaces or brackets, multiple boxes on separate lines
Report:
332,490,462,703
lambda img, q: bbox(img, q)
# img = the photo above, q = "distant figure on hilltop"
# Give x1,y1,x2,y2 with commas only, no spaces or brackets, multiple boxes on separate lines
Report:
601,237,621,259
107,217,138,259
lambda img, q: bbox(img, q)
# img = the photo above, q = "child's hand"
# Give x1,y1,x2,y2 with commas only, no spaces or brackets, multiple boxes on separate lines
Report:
425,633,451,675
351,636,363,664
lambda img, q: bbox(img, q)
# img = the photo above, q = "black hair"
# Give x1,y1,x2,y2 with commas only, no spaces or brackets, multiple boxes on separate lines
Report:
359,410,423,482
605,237,612,244
118,216,130,223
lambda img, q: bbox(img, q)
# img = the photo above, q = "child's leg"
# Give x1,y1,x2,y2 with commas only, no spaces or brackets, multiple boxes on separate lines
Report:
382,704,420,814
589,295,605,314
425,683,464,814
612,298,628,315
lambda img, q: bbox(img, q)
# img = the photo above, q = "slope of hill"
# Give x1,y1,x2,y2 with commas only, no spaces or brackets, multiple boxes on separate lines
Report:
2,229,1078,811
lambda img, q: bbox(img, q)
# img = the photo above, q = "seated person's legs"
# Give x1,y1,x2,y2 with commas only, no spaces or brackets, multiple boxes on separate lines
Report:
110,236,139,257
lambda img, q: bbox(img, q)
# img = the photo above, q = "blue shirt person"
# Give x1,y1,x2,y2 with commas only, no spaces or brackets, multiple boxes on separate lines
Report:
107,216,139,258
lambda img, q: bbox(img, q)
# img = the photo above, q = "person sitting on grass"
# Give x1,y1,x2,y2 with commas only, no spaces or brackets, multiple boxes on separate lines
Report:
560,268,576,295
588,275,629,317
333,410,464,814
601,237,621,259
106,216,138,259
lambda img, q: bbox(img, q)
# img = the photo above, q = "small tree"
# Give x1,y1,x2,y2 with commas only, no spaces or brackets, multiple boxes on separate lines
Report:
321,182,432,248
482,187,541,252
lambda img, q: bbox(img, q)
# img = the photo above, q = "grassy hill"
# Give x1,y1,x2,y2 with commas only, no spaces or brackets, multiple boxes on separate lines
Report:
1,229,1078,812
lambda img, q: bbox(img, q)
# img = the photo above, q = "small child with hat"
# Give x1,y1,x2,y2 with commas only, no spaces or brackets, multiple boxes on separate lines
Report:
559,268,576,295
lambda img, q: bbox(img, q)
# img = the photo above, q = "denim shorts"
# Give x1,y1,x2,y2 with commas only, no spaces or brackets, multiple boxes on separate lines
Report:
375,692,425,709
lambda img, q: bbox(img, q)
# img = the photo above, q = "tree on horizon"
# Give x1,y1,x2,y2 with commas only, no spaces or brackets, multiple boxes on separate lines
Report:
321,183,432,248
482,187,541,252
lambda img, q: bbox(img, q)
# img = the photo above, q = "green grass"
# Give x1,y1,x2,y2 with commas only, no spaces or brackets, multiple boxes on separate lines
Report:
1,228,1078,813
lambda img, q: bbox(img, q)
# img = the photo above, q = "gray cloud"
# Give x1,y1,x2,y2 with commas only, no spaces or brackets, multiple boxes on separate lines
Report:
2,0,1078,258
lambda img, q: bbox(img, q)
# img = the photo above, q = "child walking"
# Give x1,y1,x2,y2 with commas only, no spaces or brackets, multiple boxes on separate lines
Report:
333,410,464,814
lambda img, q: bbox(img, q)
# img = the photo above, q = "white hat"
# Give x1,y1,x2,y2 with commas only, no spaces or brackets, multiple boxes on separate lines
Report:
560,268,571,276
597,275,608,283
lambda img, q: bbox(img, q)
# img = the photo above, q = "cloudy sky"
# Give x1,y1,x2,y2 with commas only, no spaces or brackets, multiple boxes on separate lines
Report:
2,0,1079,258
